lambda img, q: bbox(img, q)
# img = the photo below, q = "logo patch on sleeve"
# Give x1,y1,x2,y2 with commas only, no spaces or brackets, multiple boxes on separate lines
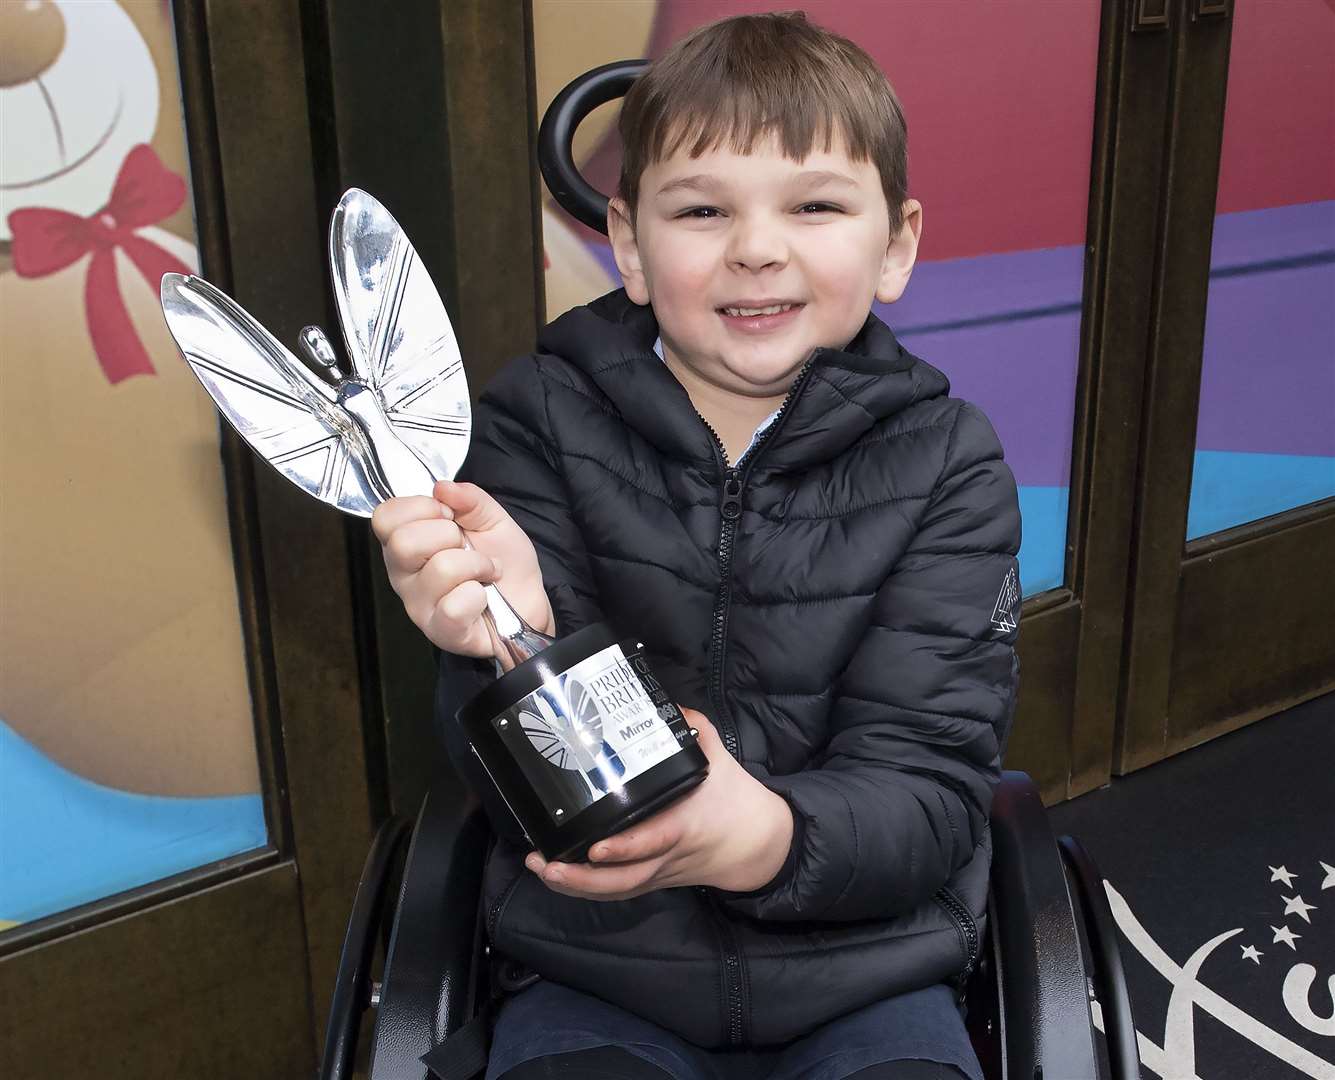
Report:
990,565,1020,634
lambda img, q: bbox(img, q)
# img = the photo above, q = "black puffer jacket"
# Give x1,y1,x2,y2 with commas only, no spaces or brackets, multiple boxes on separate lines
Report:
436,287,1022,1049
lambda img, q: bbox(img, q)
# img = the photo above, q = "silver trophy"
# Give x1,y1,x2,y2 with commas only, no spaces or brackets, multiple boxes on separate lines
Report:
161,187,706,859
159,188,551,672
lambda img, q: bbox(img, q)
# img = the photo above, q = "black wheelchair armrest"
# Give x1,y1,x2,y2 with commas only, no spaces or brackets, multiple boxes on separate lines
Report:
366,789,492,1080
989,770,1102,1080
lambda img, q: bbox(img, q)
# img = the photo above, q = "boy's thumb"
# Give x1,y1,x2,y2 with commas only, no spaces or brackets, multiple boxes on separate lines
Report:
433,479,508,532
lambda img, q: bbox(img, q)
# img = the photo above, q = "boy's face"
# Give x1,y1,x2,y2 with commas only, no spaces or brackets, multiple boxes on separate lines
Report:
608,126,922,402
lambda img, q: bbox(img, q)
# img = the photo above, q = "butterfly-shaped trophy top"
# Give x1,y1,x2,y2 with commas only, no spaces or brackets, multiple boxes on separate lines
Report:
159,187,550,670
160,187,471,515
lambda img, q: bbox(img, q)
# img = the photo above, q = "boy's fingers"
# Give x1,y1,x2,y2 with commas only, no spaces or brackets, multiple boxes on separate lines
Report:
676,706,721,755
537,858,662,899
433,480,512,535
431,579,490,638
371,495,450,543
678,706,706,727
407,577,496,658
590,825,674,864
382,518,464,574
418,548,498,602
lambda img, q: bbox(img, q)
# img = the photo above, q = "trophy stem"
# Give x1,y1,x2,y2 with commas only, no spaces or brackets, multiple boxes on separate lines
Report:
459,533,555,674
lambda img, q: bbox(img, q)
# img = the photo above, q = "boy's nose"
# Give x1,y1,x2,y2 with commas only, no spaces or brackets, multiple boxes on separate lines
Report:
724,218,789,271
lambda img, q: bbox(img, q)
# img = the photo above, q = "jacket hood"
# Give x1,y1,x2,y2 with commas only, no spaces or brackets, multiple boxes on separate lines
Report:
535,288,951,471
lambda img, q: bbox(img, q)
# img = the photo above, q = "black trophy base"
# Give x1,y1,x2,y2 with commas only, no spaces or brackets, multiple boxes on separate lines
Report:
546,744,708,863
457,622,710,863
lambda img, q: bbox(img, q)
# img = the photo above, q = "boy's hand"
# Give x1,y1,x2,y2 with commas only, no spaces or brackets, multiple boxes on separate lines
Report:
371,480,555,656
523,708,795,901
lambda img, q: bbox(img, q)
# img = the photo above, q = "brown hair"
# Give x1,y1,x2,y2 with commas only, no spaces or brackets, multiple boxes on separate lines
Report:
616,10,909,236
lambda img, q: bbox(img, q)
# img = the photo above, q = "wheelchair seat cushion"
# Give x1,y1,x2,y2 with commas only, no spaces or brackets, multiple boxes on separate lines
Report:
484,976,983,1080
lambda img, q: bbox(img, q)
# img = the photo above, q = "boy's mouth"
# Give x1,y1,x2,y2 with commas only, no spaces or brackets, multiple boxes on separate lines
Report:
717,301,805,332
717,301,802,317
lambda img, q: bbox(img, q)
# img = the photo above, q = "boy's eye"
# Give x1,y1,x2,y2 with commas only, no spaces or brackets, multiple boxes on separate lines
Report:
678,202,843,218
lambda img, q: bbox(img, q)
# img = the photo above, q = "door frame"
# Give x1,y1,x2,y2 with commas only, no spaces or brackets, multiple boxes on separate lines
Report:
1115,0,1335,771
1005,0,1181,801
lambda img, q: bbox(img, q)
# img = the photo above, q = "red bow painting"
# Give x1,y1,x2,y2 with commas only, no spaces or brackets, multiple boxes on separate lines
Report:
9,144,193,384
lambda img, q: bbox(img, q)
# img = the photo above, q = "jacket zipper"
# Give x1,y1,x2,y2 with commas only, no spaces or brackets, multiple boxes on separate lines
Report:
933,885,980,1001
703,352,819,759
695,884,747,1046
695,352,820,1046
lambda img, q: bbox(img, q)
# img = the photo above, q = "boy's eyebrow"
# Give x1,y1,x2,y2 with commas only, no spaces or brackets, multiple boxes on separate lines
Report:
655,169,859,199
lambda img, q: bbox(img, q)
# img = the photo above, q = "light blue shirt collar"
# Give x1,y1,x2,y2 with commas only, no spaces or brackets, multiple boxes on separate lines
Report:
653,336,780,464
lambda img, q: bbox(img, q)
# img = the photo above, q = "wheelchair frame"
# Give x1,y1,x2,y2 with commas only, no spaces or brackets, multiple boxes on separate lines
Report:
321,772,1137,1080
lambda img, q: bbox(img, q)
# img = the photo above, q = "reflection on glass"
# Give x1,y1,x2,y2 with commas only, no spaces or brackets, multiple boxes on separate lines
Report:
1188,1,1335,540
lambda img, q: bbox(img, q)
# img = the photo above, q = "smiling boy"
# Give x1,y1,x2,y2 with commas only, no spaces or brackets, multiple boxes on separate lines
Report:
373,11,1019,1080
619,127,920,466
622,125,923,453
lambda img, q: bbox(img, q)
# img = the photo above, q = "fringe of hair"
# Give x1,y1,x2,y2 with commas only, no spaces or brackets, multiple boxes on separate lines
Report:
617,10,909,236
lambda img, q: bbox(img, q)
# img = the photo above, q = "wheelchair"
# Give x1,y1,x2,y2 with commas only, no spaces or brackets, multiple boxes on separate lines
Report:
317,63,1141,1080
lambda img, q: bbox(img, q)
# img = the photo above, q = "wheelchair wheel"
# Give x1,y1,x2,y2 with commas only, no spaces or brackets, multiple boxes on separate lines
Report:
1059,835,1141,1080
319,814,412,1080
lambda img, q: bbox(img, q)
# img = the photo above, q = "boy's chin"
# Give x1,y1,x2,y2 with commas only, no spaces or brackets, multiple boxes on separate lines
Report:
723,354,811,392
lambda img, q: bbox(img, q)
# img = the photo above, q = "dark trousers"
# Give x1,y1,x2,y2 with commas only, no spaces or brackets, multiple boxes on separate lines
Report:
485,976,980,1080
497,1046,969,1079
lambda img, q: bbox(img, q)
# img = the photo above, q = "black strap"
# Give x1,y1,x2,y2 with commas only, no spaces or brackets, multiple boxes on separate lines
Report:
420,999,500,1080
420,956,543,1080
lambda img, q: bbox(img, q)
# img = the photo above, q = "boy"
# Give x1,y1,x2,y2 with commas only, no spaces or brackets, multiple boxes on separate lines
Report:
372,12,1019,1080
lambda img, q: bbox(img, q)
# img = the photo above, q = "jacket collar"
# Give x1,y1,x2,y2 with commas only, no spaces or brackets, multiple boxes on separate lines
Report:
535,288,950,472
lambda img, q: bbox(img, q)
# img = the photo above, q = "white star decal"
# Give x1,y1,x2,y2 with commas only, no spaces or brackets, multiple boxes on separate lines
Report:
1320,861,1335,890
1271,924,1301,950
1240,944,1263,964
1282,894,1317,923
1269,865,1297,887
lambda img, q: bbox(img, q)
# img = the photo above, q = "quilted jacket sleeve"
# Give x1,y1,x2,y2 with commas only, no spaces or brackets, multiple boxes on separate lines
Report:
714,402,1022,923
456,354,606,638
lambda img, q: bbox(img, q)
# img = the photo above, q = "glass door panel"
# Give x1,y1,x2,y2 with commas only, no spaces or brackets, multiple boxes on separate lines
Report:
1187,1,1335,540
0,0,265,934
1115,0,1335,775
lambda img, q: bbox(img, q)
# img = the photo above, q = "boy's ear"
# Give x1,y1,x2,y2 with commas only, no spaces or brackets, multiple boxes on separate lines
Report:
876,198,923,305
607,196,650,305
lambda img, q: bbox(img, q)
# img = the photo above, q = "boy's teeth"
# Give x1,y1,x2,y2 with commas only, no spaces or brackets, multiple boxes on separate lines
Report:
723,303,796,317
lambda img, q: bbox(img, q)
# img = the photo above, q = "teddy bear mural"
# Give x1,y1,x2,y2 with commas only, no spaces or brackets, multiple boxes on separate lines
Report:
0,0,264,929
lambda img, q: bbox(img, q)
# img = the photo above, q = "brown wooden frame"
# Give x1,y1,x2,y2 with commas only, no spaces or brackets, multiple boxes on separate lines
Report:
1115,2,1335,771
1003,0,1178,802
